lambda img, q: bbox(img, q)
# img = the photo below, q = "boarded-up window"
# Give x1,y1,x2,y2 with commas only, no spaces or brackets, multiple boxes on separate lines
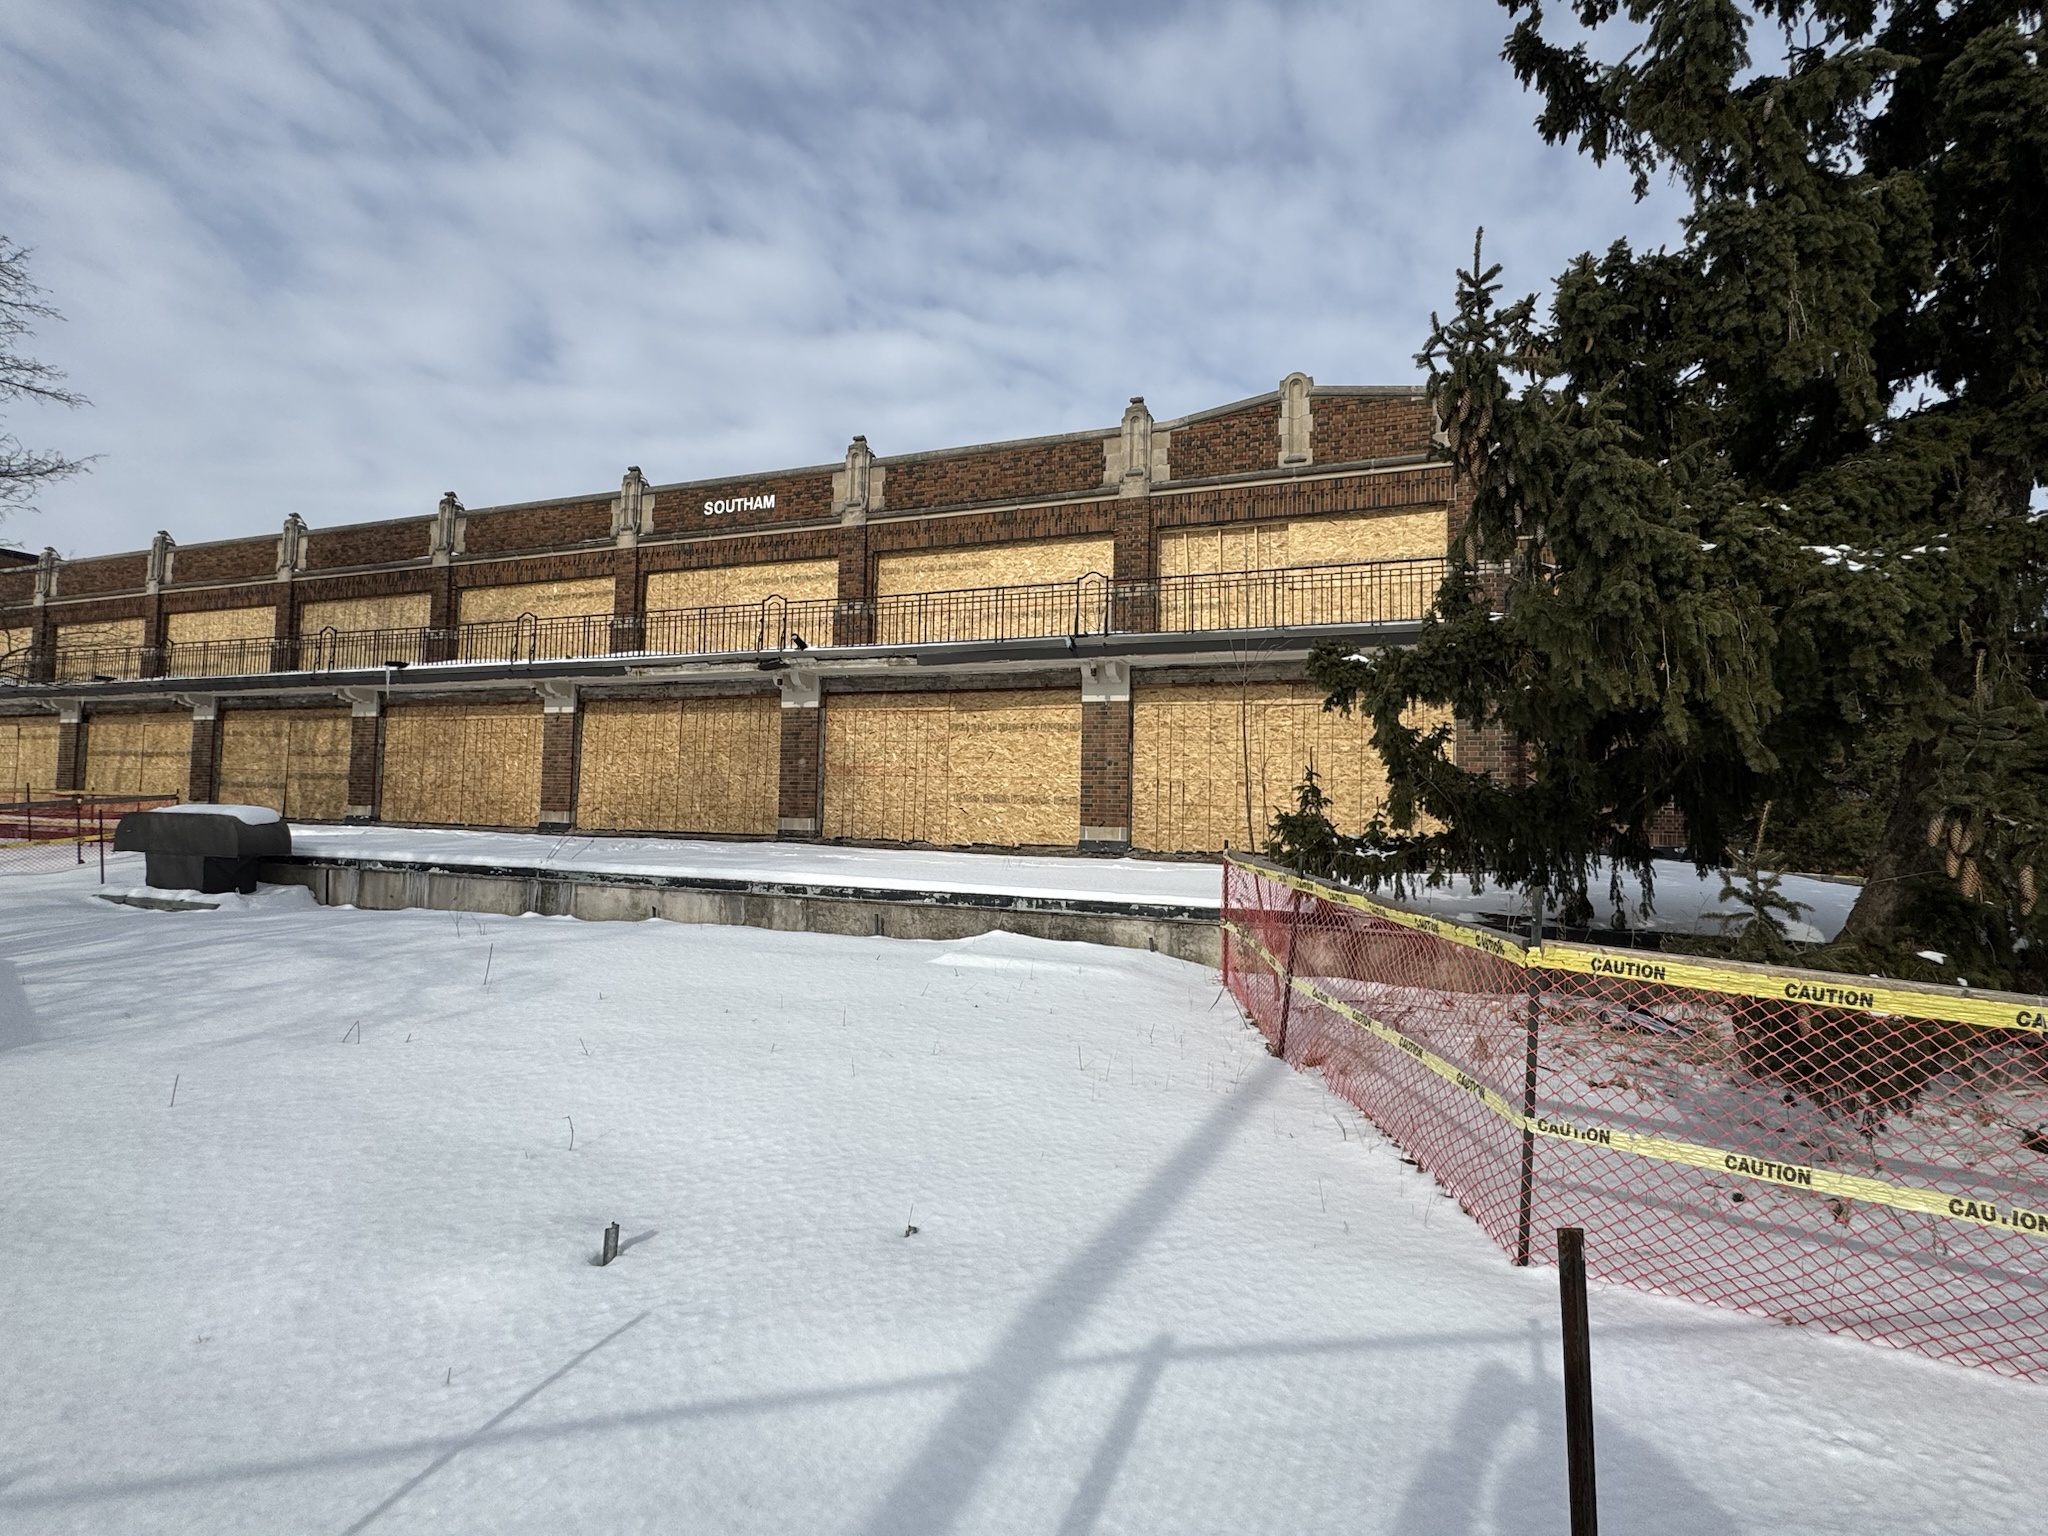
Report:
82,712,190,798
2,627,32,673
876,536,1113,595
216,709,351,820
54,618,146,682
459,577,614,625
165,606,277,677
379,702,543,827
577,696,778,834
1133,681,1431,854
647,560,840,611
0,715,60,796
825,690,1079,847
1157,510,1445,630
300,593,434,636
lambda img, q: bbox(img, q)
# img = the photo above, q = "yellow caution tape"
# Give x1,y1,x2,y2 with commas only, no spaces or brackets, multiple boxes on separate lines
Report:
1233,859,2048,1036
1225,917,2048,1241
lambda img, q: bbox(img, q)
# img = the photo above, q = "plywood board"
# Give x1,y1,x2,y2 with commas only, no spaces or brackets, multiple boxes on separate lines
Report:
52,618,145,681
824,690,1079,847
216,709,351,820
1159,510,1445,575
300,593,434,636
647,559,840,612
380,702,544,828
166,607,276,644
876,536,1113,596
577,697,779,835
82,712,190,799
1158,510,1446,630
1133,681,1425,854
458,577,615,625
0,716,60,797
2,628,31,671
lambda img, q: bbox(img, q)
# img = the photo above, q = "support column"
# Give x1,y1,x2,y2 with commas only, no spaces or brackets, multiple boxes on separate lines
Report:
54,702,84,792
30,547,58,683
538,681,579,829
1079,660,1132,851
776,668,822,838
831,436,879,647
1111,398,1160,634
342,688,382,821
274,513,305,672
610,468,647,654
185,696,218,804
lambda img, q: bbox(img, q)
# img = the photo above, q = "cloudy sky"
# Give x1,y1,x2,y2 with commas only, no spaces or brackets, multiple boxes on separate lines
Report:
1,1,1684,558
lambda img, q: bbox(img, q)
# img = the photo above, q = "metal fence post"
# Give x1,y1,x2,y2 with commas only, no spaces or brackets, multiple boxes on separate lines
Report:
1557,1225,1599,1535
1515,885,1547,1266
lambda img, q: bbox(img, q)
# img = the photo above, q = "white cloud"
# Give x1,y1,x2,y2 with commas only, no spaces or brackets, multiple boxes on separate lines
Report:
0,0,1685,555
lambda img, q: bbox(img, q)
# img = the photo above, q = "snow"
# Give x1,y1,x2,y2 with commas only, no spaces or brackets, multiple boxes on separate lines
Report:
285,825,1224,910
152,803,283,825
3,859,2041,1534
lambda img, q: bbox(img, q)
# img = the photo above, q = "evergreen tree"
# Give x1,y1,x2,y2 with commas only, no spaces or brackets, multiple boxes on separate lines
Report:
1310,2,2046,979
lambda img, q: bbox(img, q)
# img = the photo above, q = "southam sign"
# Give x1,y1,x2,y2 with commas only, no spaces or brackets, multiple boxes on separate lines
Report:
703,493,775,516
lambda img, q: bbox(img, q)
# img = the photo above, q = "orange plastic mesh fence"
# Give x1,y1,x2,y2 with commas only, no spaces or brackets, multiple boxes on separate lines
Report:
1223,855,2048,1381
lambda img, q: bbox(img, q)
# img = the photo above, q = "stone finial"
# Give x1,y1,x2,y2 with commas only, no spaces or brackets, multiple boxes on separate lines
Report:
834,435,881,526
34,546,59,605
611,466,650,548
146,530,177,593
430,491,466,566
276,513,308,580
1278,372,1314,466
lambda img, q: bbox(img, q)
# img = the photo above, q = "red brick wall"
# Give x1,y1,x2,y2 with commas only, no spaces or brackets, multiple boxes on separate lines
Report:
655,471,835,534
1150,464,1454,532
883,439,1104,512
1170,403,1280,481
346,714,382,818
1080,697,1132,842
173,539,276,584
0,569,31,606
865,499,1116,556
1311,394,1433,464
55,554,149,596
55,717,83,791
187,715,218,803
307,521,432,571
777,706,821,833
539,710,578,825
464,499,613,555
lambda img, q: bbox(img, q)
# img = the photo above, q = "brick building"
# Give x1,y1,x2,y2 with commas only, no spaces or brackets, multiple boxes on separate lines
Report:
0,374,1466,855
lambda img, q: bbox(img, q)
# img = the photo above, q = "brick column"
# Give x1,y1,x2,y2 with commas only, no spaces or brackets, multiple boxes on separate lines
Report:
776,669,821,837
186,696,219,803
538,682,579,828
426,569,458,663
1079,660,1132,850
1112,501,1157,633
610,551,645,655
29,605,56,683
54,702,84,791
833,523,872,647
272,580,298,672
140,595,168,679
342,688,382,821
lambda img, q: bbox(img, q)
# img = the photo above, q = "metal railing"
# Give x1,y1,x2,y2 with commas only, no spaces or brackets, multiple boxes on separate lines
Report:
17,557,1447,682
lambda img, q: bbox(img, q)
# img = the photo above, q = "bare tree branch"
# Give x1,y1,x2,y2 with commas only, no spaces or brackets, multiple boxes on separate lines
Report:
0,237,93,515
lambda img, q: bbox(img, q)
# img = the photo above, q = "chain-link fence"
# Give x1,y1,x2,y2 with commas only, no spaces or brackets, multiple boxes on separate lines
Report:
0,793,177,876
1223,855,2048,1381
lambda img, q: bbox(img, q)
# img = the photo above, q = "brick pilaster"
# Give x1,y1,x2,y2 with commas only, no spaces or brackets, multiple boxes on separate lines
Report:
186,699,219,803
343,690,382,820
272,580,298,672
141,594,167,679
832,523,872,647
539,683,579,828
1079,661,1132,849
54,705,84,792
610,550,644,654
776,670,822,837
426,569,458,662
1111,501,1158,633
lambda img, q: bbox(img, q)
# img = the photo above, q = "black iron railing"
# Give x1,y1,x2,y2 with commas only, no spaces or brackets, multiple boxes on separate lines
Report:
20,557,1446,683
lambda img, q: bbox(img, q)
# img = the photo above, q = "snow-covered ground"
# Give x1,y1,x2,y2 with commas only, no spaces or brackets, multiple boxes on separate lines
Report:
2,858,2038,1535
285,826,1225,910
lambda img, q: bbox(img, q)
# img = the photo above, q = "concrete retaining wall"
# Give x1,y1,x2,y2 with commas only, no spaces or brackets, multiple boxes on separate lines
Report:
260,857,1221,967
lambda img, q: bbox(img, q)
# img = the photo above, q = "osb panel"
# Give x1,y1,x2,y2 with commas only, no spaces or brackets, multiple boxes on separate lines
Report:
1159,509,1445,576
0,716,60,795
824,691,1079,847
1287,508,1447,564
458,577,615,625
2,627,30,669
875,536,1114,595
647,559,840,611
301,593,433,635
216,709,351,820
55,617,145,650
82,713,191,799
380,703,544,828
577,697,778,834
166,606,277,644
1133,681,1426,854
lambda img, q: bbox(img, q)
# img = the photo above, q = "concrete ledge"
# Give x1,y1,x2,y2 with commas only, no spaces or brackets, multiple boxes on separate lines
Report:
259,855,1221,967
